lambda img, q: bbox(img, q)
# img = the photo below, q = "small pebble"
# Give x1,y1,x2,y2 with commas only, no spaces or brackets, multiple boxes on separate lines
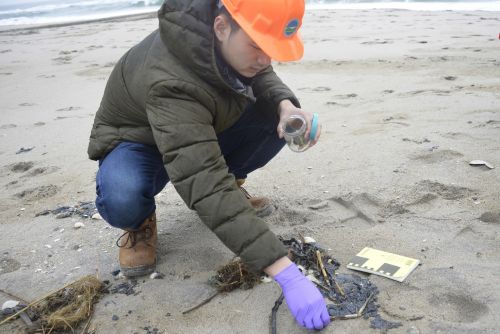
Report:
111,315,119,321
74,222,85,229
111,269,121,276
45,244,52,249
150,272,165,279
92,213,103,220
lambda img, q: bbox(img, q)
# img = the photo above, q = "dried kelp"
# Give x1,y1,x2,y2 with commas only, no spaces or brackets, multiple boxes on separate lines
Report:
0,275,104,334
210,259,261,292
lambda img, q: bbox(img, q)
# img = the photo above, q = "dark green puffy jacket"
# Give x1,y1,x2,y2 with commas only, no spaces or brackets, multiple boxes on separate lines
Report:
88,0,300,272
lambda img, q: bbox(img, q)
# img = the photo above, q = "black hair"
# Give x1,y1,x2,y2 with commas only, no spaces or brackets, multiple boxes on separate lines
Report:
217,5,240,32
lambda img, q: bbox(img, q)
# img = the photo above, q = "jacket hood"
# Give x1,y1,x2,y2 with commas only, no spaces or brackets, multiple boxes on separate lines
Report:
158,0,232,91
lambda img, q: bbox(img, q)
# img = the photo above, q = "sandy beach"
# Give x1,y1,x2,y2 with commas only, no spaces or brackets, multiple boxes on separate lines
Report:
0,7,499,334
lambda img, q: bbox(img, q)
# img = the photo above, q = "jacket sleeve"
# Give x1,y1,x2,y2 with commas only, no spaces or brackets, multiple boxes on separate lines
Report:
146,80,287,273
251,65,301,109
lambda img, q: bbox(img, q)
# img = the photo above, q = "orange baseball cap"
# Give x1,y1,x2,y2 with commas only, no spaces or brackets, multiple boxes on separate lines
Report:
220,0,305,62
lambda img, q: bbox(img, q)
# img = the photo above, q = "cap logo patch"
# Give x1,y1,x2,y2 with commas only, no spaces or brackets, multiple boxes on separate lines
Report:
284,18,299,37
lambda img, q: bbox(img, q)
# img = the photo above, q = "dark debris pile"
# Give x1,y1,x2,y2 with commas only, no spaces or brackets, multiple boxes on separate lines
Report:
277,237,402,331
35,201,97,219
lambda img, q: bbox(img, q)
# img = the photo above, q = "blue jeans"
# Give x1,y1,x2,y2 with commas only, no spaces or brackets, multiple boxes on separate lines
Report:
95,104,285,230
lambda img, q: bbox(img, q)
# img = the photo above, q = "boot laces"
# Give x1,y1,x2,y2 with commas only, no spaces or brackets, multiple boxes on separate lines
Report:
116,226,153,249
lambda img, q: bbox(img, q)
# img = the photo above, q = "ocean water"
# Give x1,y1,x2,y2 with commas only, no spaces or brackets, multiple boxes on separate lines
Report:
0,0,499,26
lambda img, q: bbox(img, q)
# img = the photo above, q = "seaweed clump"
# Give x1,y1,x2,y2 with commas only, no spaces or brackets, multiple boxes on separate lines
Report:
211,259,261,292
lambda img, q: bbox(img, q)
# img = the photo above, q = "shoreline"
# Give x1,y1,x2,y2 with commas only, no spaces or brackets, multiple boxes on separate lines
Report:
1,5,499,34
0,11,157,34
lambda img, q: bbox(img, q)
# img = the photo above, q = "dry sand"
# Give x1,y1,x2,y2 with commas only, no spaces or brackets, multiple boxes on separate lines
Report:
0,8,499,334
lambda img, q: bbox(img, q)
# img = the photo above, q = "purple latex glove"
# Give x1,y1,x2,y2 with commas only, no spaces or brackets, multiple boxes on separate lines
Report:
274,263,330,330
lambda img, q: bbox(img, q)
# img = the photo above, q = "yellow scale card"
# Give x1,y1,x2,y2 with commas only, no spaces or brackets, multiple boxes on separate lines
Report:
347,247,420,282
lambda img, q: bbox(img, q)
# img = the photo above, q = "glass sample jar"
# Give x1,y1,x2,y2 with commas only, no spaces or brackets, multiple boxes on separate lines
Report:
282,115,311,152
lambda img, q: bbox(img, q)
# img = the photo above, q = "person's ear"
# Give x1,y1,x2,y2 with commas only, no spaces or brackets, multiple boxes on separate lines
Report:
214,15,231,42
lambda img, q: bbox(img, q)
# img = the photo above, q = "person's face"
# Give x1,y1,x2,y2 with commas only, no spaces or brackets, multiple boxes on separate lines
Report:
214,15,272,78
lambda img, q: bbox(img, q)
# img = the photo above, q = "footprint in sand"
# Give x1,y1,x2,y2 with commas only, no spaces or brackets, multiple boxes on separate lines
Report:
56,106,81,112
325,101,351,108
34,122,45,127
428,292,488,323
15,184,60,201
0,124,17,130
0,256,21,275
52,55,73,65
413,180,473,201
411,150,463,164
87,45,104,51
298,86,331,92
475,120,500,128
59,50,78,55
7,161,34,173
22,166,59,178
37,74,56,78
19,102,35,107
334,93,358,99
402,137,430,145
361,39,392,45
479,211,500,224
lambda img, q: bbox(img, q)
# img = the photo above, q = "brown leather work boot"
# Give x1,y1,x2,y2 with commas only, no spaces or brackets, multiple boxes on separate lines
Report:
117,212,157,277
236,179,274,218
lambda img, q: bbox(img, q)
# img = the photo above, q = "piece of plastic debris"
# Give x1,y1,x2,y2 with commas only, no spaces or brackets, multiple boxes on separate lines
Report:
469,160,494,169
16,146,35,154
74,222,85,229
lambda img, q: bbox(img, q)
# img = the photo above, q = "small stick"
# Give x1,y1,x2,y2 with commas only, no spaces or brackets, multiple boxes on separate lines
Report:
80,312,93,334
182,290,219,315
270,293,284,334
333,278,346,298
329,292,375,320
357,293,374,316
315,250,330,287
312,281,339,304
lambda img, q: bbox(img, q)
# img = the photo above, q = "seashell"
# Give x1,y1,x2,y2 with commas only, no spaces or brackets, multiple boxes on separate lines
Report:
303,236,317,244
2,300,19,311
260,276,273,283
